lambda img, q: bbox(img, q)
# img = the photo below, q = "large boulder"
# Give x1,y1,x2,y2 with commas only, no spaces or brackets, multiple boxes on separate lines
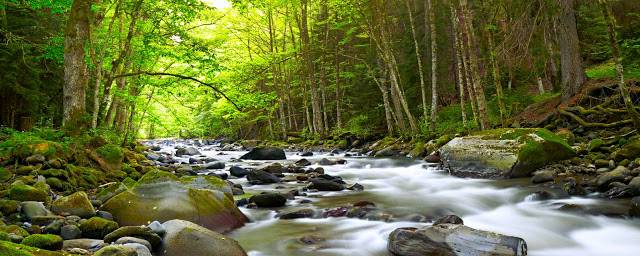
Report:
51,191,95,218
439,128,575,178
246,170,281,185
175,147,200,156
388,224,527,256
160,219,247,256
101,170,247,233
240,147,286,160
612,138,640,162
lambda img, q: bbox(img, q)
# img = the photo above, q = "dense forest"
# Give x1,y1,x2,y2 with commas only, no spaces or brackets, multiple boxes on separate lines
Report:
1,0,640,256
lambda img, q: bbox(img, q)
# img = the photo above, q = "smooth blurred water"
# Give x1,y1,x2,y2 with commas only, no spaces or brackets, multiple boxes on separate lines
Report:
150,141,640,256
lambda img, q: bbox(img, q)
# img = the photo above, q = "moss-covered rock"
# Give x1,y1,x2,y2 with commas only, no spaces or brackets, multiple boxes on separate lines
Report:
0,240,65,256
38,169,68,179
7,181,49,202
101,170,247,233
0,200,20,215
21,234,63,250
51,191,95,218
440,128,575,178
103,226,162,250
79,217,119,239
588,139,605,152
96,182,128,203
45,177,65,191
612,138,640,162
0,225,29,237
0,167,12,182
94,245,138,256
16,165,37,175
161,219,247,256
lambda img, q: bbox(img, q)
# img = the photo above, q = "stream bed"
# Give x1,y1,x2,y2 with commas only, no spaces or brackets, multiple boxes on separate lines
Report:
154,141,640,256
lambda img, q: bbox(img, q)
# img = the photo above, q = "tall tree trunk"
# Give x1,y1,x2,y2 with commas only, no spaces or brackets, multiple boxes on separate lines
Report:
335,44,342,129
488,32,506,127
300,0,323,135
557,0,586,102
457,7,479,127
451,4,468,129
427,0,438,131
599,0,640,128
63,0,91,132
461,0,489,130
405,0,428,121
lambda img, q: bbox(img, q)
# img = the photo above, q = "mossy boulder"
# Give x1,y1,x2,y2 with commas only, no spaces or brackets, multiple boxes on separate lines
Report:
588,139,605,152
21,234,63,250
160,219,247,256
79,217,119,239
612,138,640,162
101,170,247,233
0,240,65,256
0,225,29,237
103,226,162,250
0,200,20,215
0,167,12,182
51,191,95,218
7,181,49,202
94,245,138,256
96,182,128,203
439,128,575,178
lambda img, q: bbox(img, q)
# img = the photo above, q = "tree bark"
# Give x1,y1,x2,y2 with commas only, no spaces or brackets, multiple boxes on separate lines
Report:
451,4,468,129
557,0,586,102
405,0,428,121
599,0,640,128
63,0,91,132
428,0,438,131
488,32,506,127
461,0,489,130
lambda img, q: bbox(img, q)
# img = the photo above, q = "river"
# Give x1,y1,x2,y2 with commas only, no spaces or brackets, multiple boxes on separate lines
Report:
156,140,640,256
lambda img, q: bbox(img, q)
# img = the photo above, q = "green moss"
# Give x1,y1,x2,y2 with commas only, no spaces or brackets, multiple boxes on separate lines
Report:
589,139,605,152
409,143,426,158
435,134,453,147
511,129,575,177
0,231,10,241
79,217,119,239
21,234,63,250
122,177,136,188
7,182,48,202
96,182,127,203
37,169,68,179
0,167,12,182
45,177,64,191
0,200,20,215
136,170,178,186
0,240,65,256
96,144,124,163
233,192,254,200
0,225,29,237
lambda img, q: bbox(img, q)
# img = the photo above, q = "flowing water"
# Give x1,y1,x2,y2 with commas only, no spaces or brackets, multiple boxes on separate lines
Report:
154,141,640,256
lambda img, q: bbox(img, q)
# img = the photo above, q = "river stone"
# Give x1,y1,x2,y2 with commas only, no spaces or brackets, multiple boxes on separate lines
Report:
388,224,527,256
612,138,640,162
51,191,95,218
26,154,46,165
79,217,119,239
308,178,345,191
61,225,82,240
630,196,640,217
175,147,200,156
439,128,575,178
247,170,281,184
249,193,287,208
104,226,162,250
147,221,166,236
101,170,247,233
8,181,49,202
240,147,286,160
433,215,464,225
115,237,152,251
596,166,630,190
121,243,153,256
277,208,315,219
531,170,555,184
229,166,249,177
63,239,107,251
295,159,312,167
160,219,247,256
205,161,226,170
97,182,129,203
629,177,640,196
94,245,138,256
21,201,51,220
258,163,284,174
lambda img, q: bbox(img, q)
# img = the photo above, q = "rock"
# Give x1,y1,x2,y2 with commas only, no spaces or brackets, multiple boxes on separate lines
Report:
629,177,640,195
104,226,162,250
299,235,325,245
175,147,200,156
79,217,119,239
147,221,166,236
0,199,20,215
433,215,464,225
97,182,128,203
97,210,114,220
229,166,249,177
526,190,556,201
318,158,336,165
562,177,586,196
295,159,312,167
249,193,287,208
204,161,225,170
588,139,605,152
630,196,640,217
145,153,161,161
347,183,364,191
94,245,138,256
0,225,29,237
555,129,575,144
388,224,527,256
101,171,246,233
115,237,152,251
8,181,49,202
21,201,51,220
424,154,441,163
278,209,315,219
121,243,153,256
246,170,281,185
308,178,344,191
322,207,349,218
63,238,107,252
240,147,286,160
51,191,95,218
26,154,46,165
61,225,82,240
258,163,284,174
596,166,630,190
161,219,247,256
531,170,555,184
374,146,401,157
21,234,63,250
300,151,313,157
594,159,610,168
613,138,640,162
439,128,575,178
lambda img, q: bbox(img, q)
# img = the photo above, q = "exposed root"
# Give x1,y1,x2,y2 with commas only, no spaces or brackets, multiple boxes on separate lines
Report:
559,109,632,128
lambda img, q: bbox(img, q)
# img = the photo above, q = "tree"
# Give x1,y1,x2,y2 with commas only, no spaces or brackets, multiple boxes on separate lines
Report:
63,0,91,132
557,0,586,102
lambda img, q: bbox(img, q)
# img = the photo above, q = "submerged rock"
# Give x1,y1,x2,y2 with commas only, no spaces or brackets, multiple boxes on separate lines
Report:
308,178,344,191
161,219,247,256
246,170,281,184
439,128,575,179
240,147,286,160
101,170,247,233
388,223,527,256
249,193,287,208
175,147,200,156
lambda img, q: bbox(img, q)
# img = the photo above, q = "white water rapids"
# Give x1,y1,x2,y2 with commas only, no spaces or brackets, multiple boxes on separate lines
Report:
156,141,640,256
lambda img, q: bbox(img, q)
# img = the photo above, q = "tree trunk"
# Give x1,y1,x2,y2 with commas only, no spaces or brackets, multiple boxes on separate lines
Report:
451,4,468,129
461,0,489,130
406,0,428,121
488,32,506,127
63,0,91,132
428,0,438,131
599,0,640,128
458,7,479,127
557,0,586,102
537,76,546,94
300,0,323,135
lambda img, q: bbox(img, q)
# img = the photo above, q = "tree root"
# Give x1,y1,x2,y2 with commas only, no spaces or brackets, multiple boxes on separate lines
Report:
559,109,633,128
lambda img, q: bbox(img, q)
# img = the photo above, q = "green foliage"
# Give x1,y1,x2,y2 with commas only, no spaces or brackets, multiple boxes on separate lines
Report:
96,144,124,163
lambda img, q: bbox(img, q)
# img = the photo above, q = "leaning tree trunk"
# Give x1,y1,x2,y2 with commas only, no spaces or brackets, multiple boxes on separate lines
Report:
558,0,586,102
405,0,428,121
461,0,489,130
63,0,91,133
599,0,640,128
428,0,438,132
451,4,468,129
